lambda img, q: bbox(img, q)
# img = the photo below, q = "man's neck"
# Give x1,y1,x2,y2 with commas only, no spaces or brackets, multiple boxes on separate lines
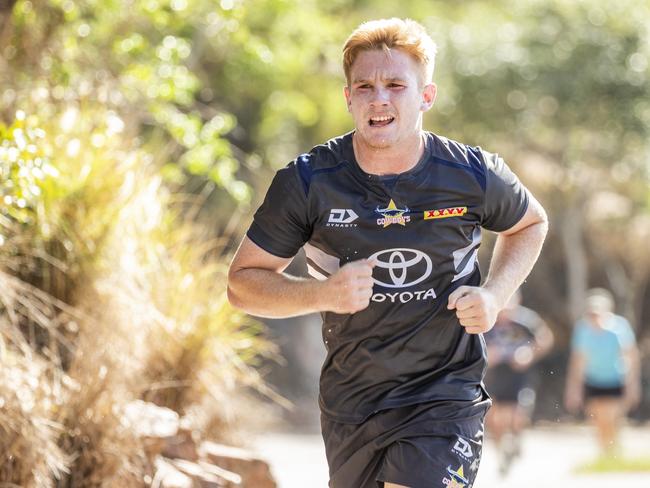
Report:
352,131,426,176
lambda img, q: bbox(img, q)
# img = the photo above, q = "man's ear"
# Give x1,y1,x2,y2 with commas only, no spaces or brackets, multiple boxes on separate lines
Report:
344,85,352,113
421,83,437,111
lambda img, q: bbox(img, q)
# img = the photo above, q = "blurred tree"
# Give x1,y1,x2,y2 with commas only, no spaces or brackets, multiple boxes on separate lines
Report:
306,0,650,339
0,1,290,484
428,0,650,338
1,0,252,204
1,2,649,465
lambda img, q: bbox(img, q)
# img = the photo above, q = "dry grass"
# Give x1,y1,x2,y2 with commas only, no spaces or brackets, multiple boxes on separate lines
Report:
0,270,73,487
0,110,281,485
0,333,70,487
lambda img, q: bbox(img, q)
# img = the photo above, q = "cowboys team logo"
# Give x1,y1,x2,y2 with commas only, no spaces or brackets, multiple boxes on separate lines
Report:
376,199,410,227
442,465,469,488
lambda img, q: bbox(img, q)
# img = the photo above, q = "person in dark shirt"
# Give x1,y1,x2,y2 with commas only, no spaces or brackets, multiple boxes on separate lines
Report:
227,17,548,488
483,290,554,476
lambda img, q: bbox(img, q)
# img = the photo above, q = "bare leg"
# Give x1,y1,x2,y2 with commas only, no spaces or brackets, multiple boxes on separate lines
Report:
384,483,410,488
587,398,623,454
510,404,529,435
486,403,503,443
487,402,520,475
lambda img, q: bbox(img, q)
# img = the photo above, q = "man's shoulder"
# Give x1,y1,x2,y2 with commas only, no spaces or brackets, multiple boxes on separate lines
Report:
283,132,352,196
609,314,634,334
296,132,353,171
426,132,488,165
573,320,592,337
425,132,493,191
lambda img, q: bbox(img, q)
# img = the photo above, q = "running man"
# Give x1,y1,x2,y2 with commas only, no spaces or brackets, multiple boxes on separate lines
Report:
564,288,641,455
484,290,554,475
228,18,548,488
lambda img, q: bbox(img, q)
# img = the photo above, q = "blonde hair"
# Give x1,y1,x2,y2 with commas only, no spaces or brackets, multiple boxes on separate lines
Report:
343,18,437,86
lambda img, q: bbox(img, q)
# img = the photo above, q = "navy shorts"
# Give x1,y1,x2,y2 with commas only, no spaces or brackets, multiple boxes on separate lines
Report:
321,399,489,488
585,384,624,399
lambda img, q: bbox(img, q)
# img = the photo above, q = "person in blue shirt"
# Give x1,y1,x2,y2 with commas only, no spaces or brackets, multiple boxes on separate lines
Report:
564,288,641,454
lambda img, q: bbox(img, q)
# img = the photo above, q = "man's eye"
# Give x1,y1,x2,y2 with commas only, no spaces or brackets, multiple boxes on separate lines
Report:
358,84,370,89
389,83,404,88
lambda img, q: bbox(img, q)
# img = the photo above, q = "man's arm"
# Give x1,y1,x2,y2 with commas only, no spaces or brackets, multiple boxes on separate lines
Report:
448,193,548,334
227,236,375,318
531,318,555,362
623,344,641,412
509,316,555,372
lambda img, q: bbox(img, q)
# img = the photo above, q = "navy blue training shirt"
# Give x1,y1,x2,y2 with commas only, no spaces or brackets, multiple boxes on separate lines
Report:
247,131,530,423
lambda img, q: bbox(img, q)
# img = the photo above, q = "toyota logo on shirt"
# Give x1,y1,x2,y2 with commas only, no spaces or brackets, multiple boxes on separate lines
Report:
369,248,433,288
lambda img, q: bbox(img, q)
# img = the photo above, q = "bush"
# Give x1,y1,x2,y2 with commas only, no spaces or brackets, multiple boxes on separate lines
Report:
0,109,278,486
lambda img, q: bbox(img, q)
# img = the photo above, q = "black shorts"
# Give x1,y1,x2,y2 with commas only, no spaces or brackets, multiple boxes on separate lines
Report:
321,399,489,488
585,384,624,399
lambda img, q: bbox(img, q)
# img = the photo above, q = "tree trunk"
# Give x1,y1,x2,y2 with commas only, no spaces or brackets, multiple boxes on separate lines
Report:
559,198,588,324
0,0,17,43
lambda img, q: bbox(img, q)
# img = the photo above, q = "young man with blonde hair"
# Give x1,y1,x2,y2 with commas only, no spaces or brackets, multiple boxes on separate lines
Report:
228,18,548,488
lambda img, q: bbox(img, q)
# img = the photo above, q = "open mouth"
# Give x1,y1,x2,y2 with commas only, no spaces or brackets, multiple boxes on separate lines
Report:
369,115,395,127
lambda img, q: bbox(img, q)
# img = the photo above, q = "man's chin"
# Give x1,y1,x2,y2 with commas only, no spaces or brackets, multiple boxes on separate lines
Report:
356,131,396,150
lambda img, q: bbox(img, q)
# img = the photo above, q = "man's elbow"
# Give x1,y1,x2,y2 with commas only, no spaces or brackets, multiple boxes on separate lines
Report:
520,201,549,242
227,285,244,310
527,196,549,233
538,204,549,234
226,268,246,311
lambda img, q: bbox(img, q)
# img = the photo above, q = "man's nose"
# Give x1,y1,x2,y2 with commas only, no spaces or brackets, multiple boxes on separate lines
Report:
370,87,390,107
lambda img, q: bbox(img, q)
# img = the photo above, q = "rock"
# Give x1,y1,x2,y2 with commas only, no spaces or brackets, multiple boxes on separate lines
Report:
171,458,242,487
123,400,180,461
124,402,276,488
200,441,276,488
153,457,193,488
124,400,179,438
162,427,200,462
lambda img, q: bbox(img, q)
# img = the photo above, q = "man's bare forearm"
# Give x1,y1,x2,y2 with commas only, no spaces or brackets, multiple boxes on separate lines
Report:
483,218,548,309
565,352,584,391
227,255,376,318
449,196,548,334
228,268,325,318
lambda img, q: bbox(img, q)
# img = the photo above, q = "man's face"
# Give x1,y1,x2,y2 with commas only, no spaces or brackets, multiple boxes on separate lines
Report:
344,48,436,150
586,310,607,328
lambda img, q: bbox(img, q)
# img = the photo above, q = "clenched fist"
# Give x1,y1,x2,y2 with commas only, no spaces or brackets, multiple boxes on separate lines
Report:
448,286,501,334
321,258,376,314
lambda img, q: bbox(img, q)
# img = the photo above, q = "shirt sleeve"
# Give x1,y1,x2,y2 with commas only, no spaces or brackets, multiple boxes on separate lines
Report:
246,161,312,258
571,322,587,353
480,150,530,232
616,316,637,348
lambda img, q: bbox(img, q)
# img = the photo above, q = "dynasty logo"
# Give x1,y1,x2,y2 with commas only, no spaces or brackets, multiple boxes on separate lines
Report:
376,199,410,227
452,437,474,462
327,208,359,227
